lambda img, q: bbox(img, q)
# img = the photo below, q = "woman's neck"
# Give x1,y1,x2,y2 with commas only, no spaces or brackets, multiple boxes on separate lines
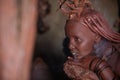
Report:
94,38,113,60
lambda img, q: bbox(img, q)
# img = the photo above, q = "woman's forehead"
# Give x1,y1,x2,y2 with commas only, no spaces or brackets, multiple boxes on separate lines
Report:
65,21,95,37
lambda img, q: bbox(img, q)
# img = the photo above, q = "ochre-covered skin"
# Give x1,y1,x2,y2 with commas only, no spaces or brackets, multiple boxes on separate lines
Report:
64,20,119,80
59,0,120,80
0,0,37,80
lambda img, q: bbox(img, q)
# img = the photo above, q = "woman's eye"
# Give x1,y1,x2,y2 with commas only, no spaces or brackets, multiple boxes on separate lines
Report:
74,38,78,41
74,37,82,43
74,37,79,41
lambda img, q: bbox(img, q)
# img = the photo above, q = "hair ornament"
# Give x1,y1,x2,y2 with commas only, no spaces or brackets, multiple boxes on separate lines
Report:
58,0,93,20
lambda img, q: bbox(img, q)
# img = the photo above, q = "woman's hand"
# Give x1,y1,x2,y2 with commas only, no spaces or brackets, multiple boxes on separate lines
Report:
64,59,99,80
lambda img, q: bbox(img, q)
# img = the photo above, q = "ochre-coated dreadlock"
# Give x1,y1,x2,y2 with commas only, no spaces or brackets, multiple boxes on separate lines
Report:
59,0,120,43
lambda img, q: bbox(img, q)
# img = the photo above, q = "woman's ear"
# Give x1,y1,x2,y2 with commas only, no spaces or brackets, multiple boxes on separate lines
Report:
95,35,101,43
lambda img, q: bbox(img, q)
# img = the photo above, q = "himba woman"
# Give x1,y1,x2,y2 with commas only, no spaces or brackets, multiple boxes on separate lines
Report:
58,0,120,80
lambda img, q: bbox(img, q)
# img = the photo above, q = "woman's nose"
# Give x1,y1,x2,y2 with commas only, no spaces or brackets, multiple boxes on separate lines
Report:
69,43,75,50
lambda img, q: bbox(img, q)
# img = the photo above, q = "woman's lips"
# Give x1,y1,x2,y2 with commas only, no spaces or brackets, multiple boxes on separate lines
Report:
71,52,82,59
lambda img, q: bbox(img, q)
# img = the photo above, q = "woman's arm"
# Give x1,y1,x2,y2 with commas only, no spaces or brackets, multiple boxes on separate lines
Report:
92,58,118,80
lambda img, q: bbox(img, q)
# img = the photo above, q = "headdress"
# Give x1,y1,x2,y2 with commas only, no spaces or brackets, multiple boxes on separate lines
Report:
58,0,120,43
58,0,92,19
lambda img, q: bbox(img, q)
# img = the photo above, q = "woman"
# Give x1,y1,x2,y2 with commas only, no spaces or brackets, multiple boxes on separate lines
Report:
59,0,120,80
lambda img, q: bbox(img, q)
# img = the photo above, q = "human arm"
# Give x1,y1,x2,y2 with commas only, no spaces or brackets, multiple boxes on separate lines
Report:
90,58,119,80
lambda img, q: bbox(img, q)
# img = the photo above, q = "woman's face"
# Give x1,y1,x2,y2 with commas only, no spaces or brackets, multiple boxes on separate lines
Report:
65,21,97,59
